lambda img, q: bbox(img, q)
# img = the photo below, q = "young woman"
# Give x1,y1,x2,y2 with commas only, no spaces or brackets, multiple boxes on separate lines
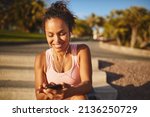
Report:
34,1,93,100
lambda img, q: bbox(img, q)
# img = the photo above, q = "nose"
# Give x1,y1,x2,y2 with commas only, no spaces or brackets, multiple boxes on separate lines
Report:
54,35,60,43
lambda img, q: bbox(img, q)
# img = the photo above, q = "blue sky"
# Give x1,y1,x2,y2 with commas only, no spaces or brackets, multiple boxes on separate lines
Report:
46,0,150,19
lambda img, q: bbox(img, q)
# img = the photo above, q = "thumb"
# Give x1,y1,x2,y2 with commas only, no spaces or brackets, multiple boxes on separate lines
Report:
62,82,71,89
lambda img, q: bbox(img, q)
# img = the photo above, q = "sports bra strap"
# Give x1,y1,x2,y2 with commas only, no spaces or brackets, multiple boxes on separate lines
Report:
71,44,79,67
71,44,77,56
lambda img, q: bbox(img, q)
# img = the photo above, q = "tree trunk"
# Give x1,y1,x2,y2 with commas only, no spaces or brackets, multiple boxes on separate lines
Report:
130,26,138,48
116,37,122,46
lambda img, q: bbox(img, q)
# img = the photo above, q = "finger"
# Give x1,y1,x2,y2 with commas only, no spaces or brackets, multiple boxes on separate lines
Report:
43,88,52,93
36,85,44,93
50,82,56,85
42,83,47,89
62,82,71,89
43,89,54,99
47,93,54,99
51,89,57,94
53,94,64,100
36,89,41,94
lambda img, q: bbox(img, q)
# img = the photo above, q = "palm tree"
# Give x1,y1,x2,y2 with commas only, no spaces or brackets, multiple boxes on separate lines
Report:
86,13,105,39
72,19,92,37
104,7,150,48
121,6,150,47
104,10,130,45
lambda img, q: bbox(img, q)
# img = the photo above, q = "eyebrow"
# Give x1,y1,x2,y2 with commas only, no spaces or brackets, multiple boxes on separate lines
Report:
46,29,65,34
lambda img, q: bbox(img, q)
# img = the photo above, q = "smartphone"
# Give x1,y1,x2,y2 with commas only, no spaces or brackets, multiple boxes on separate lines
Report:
46,84,62,90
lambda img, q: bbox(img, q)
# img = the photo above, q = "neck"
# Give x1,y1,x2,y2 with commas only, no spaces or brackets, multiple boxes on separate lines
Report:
53,44,70,58
52,44,70,73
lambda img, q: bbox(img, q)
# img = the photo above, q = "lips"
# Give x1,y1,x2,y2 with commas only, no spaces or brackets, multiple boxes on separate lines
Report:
54,44,62,48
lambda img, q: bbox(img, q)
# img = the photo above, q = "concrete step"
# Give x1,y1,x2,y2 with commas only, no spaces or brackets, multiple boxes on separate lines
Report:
0,68,107,86
0,67,34,81
92,70,117,100
0,87,35,100
0,80,35,100
92,57,101,71
0,54,117,100
93,70,107,86
0,56,105,82
94,84,117,100
0,54,102,71
0,70,117,100
0,84,117,100
0,54,34,67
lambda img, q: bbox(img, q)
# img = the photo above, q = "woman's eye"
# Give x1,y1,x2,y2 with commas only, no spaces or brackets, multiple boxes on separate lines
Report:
59,32,66,36
48,34,53,37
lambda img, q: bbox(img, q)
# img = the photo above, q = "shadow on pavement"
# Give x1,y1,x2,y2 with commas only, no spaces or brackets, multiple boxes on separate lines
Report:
98,59,150,100
98,60,114,69
111,81,150,100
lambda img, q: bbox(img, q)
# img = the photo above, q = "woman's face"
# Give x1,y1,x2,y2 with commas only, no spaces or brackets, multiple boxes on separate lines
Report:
45,18,70,53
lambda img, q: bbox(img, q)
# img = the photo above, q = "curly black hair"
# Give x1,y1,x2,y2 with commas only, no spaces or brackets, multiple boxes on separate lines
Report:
42,1,76,32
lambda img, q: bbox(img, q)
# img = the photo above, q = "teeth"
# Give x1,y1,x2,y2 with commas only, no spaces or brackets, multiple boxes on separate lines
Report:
55,44,62,48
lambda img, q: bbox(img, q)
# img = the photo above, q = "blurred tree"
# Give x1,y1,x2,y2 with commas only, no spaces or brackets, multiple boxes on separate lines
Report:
72,19,92,37
0,0,45,32
137,11,150,48
86,13,105,39
104,7,150,48
120,6,150,48
104,10,131,46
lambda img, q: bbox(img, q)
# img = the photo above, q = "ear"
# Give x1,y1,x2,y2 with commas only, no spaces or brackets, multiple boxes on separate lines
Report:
69,32,72,36
69,32,72,41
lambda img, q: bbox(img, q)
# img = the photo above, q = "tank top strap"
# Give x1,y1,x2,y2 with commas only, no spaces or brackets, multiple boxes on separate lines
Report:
46,48,53,69
71,44,79,67
71,44,77,56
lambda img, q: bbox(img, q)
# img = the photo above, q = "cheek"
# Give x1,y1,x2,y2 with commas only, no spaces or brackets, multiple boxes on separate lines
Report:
46,37,53,46
63,33,70,41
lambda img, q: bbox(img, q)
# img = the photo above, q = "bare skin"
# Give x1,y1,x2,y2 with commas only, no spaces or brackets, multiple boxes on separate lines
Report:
34,18,92,100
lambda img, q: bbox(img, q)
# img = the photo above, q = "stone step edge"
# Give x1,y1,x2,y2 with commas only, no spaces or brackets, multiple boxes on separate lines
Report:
0,84,117,100
0,87,35,100
0,54,102,70
94,83,118,100
0,69,107,84
92,70,118,100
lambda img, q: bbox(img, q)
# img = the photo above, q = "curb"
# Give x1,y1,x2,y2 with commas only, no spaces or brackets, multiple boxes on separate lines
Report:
99,42,150,58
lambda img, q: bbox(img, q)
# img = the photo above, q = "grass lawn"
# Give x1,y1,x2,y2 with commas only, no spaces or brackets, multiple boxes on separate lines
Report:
0,30,93,44
0,30,45,43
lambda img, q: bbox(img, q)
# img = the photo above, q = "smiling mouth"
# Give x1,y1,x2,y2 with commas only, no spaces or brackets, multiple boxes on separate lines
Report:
54,44,62,48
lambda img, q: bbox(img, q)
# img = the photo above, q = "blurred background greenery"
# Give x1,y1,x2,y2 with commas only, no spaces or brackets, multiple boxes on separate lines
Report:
0,0,150,49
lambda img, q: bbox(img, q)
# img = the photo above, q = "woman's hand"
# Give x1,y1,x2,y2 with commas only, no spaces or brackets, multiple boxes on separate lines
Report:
43,88,64,100
43,82,66,100
36,83,55,100
44,82,72,100
36,82,72,100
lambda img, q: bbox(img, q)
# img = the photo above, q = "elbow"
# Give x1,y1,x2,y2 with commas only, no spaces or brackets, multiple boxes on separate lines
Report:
88,83,93,93
84,81,93,94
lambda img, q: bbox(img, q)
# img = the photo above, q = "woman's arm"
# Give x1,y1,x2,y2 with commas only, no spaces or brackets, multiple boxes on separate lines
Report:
63,44,93,98
34,52,49,100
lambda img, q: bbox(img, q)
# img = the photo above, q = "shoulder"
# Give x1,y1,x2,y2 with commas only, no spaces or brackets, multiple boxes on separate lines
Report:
34,51,46,69
77,44,90,55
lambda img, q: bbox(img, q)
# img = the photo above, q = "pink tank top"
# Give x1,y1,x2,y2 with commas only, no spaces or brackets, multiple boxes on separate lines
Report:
46,44,81,86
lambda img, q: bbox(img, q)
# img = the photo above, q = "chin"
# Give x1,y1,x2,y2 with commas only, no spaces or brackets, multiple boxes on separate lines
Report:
54,47,63,52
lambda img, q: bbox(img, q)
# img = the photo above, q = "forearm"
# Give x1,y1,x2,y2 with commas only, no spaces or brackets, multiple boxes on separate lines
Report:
36,92,49,100
65,81,92,98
